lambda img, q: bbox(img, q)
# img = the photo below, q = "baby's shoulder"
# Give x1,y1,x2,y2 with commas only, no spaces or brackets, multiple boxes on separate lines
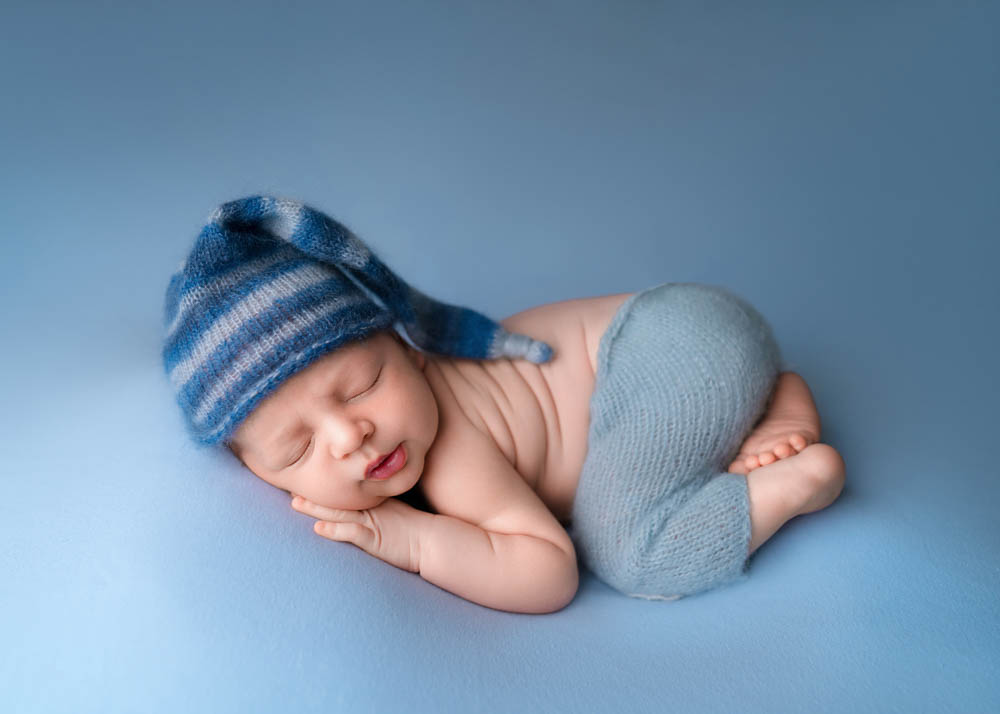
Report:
413,391,542,528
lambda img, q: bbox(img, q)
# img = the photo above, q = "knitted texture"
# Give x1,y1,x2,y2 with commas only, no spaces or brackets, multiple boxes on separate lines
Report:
163,195,553,446
569,282,783,599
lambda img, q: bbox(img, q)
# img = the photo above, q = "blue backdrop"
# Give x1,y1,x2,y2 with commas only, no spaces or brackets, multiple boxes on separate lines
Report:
2,1,997,712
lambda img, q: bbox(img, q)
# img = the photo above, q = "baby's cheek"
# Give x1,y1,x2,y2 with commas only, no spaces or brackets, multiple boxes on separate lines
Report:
242,459,290,494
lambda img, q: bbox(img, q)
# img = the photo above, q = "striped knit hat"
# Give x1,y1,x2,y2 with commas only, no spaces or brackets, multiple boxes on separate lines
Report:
163,195,554,446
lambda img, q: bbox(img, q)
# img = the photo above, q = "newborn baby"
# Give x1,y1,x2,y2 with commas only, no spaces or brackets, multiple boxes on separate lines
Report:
164,196,845,614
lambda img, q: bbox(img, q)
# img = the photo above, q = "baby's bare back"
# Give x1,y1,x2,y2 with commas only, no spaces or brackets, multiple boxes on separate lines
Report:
421,291,632,524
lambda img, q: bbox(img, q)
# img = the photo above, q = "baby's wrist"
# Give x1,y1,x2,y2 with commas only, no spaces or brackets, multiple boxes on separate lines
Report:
409,508,438,573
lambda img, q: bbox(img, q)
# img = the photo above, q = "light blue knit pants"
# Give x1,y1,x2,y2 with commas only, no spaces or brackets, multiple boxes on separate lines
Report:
568,282,783,600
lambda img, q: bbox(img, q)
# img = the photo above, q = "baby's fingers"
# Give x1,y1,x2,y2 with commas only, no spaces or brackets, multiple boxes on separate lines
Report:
291,495,364,524
314,520,375,552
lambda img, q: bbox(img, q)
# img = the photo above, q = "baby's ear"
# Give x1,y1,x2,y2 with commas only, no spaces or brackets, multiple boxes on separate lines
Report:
391,330,426,369
403,341,426,370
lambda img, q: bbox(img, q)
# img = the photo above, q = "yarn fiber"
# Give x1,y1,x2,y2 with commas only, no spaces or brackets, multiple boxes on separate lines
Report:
569,282,783,599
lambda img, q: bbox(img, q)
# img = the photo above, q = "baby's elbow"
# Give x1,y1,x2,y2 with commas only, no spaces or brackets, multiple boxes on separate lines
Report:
532,552,579,614
553,561,580,612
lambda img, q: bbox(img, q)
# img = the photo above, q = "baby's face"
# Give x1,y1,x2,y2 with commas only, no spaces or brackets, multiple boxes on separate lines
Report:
228,331,439,511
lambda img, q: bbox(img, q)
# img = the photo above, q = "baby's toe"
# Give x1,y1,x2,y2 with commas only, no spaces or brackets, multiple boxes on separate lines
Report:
773,442,795,459
757,451,777,467
789,433,808,451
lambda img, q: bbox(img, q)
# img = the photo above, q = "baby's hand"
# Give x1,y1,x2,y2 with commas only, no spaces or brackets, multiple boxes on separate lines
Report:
290,495,430,573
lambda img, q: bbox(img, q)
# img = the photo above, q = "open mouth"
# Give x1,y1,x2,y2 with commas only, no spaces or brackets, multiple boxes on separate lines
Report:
366,444,406,480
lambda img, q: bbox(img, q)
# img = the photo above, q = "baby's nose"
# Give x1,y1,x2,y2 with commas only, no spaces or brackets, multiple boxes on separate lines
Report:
323,414,374,458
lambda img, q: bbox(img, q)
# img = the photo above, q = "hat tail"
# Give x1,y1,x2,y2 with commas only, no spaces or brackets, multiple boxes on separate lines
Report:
210,195,554,363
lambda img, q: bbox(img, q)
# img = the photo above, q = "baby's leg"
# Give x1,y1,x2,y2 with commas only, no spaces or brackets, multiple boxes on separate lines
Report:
583,445,845,600
745,443,845,553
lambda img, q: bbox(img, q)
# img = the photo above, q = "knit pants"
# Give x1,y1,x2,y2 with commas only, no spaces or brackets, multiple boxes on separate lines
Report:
568,282,783,600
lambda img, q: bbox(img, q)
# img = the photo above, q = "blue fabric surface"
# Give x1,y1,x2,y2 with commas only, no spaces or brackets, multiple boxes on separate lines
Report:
571,282,781,599
2,2,998,713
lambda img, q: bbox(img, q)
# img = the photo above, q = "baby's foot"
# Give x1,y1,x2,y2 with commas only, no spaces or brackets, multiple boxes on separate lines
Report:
727,372,821,475
794,443,846,515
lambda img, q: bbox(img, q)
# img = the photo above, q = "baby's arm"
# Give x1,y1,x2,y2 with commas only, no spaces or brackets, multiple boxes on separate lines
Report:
295,416,578,614
418,506,577,614
418,439,578,612
414,421,579,613
294,489,576,613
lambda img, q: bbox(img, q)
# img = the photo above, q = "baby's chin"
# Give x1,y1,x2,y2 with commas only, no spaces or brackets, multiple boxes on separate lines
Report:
309,492,389,512
345,496,388,511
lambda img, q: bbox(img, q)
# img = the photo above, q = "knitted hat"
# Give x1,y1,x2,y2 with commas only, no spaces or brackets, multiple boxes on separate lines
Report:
163,195,554,446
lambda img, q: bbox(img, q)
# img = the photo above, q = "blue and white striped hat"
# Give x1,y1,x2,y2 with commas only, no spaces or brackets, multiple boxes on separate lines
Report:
163,195,554,446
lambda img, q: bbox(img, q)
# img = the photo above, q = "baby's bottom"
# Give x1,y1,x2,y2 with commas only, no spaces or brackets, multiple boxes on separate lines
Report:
569,282,782,600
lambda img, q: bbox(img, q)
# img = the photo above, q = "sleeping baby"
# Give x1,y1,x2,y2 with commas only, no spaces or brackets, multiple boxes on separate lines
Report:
163,195,845,614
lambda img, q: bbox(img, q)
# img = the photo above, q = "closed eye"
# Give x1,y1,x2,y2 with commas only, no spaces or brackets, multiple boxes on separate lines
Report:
349,367,382,401
288,439,311,467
